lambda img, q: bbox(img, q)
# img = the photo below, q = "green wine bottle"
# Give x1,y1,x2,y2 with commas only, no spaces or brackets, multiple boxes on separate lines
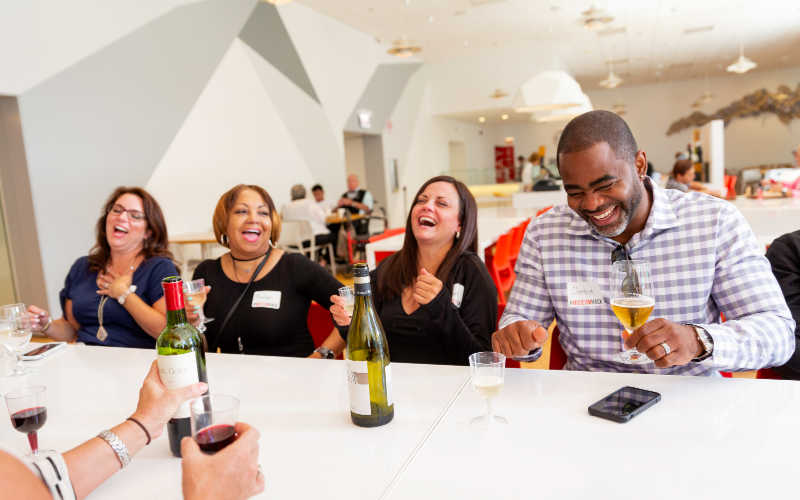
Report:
346,263,394,427
156,276,208,457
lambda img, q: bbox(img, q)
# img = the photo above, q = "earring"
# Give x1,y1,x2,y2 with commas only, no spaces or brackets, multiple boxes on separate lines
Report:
221,234,229,246
455,230,461,240
269,239,277,248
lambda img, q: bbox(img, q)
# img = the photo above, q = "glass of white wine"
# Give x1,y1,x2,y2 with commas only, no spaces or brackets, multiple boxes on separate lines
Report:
183,279,213,333
338,286,354,317
609,260,655,364
468,351,507,426
0,305,33,376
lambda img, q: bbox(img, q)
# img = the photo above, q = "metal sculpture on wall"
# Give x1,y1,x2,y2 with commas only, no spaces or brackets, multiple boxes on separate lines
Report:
666,84,800,135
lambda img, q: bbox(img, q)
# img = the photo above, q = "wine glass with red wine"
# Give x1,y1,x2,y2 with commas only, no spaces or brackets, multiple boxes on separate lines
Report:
5,385,47,455
190,394,239,454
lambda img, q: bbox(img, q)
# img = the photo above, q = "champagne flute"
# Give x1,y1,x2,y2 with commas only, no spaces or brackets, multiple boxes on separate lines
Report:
609,260,655,364
338,286,354,317
183,279,213,333
468,351,507,426
190,394,239,454
5,385,47,455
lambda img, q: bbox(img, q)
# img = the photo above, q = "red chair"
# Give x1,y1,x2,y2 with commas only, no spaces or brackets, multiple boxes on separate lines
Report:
487,233,515,305
535,205,553,217
723,175,738,200
307,302,343,359
508,224,526,270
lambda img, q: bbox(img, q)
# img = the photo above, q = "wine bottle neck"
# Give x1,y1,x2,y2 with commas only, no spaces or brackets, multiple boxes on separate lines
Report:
166,308,188,326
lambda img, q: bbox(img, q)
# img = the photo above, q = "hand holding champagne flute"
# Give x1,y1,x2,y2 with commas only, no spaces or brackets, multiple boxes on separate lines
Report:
609,259,655,364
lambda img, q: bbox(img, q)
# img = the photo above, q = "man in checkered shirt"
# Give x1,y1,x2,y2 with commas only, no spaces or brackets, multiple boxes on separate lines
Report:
493,111,794,375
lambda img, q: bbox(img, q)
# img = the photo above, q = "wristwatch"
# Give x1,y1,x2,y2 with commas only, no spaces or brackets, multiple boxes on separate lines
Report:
314,346,335,359
690,325,713,362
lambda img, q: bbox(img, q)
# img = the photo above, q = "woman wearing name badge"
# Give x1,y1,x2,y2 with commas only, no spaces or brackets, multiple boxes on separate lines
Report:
189,184,344,358
27,187,178,347
329,176,497,365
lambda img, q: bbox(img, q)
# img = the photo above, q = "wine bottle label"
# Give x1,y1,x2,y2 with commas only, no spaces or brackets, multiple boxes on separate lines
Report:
353,276,370,284
346,360,370,415
158,352,199,418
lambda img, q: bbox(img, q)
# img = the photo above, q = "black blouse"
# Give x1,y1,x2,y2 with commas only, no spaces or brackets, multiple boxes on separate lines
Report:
193,253,342,357
354,252,497,366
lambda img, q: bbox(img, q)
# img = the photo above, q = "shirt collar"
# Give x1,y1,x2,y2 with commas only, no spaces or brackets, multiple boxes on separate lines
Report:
563,177,680,239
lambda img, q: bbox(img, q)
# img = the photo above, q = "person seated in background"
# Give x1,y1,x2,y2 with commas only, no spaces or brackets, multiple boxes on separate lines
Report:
665,159,721,197
492,110,794,375
311,184,337,214
520,153,538,192
281,184,336,266
189,184,344,359
27,187,178,347
338,174,373,235
330,176,497,366
0,362,264,500
766,229,800,379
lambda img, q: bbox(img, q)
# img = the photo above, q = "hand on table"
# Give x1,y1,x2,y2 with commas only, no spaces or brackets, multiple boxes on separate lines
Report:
131,361,208,440
491,320,548,358
329,295,351,327
182,422,264,500
625,318,703,368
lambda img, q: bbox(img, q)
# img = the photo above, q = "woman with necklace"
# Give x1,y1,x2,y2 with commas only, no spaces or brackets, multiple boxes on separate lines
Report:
190,184,344,357
329,176,497,365
27,187,178,347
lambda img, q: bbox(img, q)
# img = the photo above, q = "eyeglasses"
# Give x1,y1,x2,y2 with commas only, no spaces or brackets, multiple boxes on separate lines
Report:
108,204,145,221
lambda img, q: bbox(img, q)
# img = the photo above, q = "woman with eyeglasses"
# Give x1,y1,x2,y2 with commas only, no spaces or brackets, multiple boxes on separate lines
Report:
27,187,178,347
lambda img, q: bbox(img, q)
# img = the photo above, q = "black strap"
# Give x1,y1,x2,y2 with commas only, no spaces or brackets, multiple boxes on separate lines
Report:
209,248,271,353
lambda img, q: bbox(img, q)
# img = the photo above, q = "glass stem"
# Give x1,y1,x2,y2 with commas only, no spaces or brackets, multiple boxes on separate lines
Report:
485,397,494,422
28,431,38,455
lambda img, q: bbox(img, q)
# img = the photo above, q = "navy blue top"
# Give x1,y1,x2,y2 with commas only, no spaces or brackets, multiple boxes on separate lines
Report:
59,256,178,348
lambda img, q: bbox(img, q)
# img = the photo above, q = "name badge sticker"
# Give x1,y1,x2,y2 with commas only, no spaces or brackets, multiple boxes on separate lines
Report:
252,290,281,309
567,281,605,306
452,283,464,308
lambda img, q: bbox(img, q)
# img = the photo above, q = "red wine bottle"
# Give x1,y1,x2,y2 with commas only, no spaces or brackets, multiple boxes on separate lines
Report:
156,276,208,457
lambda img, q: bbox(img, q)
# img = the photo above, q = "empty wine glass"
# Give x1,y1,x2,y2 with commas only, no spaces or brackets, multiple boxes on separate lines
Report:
5,385,47,455
0,306,33,376
190,394,239,454
184,279,213,333
338,286,354,317
468,351,507,426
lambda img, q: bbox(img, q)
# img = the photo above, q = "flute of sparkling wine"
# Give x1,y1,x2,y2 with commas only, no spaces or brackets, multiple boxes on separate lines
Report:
609,260,655,364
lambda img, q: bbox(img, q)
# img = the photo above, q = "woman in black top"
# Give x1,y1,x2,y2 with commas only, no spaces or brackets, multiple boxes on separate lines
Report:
331,176,497,365
189,184,344,357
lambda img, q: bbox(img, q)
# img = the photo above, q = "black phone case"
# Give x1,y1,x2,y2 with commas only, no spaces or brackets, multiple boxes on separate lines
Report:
588,386,661,423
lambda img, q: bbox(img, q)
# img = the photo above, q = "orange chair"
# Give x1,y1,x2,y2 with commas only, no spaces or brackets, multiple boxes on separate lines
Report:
488,233,515,305
723,175,738,200
307,302,343,359
535,205,553,217
508,225,525,270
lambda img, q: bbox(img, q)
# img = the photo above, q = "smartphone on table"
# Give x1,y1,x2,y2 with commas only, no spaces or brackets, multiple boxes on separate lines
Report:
588,386,661,423
21,342,67,361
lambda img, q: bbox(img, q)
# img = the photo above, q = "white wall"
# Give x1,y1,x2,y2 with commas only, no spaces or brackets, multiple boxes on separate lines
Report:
343,135,367,184
479,66,800,174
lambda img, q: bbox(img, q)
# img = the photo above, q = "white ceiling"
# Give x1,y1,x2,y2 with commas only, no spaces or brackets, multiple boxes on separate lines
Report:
298,0,800,90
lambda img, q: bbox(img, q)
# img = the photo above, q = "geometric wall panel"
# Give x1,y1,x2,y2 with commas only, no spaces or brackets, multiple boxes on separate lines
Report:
344,63,422,135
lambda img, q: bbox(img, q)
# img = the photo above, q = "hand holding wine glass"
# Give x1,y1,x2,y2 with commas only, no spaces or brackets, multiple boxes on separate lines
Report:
329,295,351,327
609,260,655,364
184,279,213,332
181,422,265,500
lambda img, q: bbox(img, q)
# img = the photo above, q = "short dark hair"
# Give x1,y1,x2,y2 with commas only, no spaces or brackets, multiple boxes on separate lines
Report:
556,110,638,169
311,184,323,192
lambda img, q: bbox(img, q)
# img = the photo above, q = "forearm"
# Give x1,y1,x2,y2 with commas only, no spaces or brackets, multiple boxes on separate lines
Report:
122,295,166,338
320,329,346,356
64,420,148,500
700,311,796,370
44,318,78,342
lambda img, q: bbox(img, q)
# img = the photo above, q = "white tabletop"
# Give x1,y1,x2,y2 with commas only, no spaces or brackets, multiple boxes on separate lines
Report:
385,368,800,500
1,345,469,500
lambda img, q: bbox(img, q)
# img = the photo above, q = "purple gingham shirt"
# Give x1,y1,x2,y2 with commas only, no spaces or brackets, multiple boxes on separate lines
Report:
500,179,795,375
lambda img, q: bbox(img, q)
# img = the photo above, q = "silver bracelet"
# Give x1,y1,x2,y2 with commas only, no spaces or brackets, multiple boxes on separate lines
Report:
41,317,53,333
98,429,131,468
118,284,138,305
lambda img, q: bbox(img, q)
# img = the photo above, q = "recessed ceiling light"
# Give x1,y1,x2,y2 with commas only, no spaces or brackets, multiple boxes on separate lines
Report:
504,137,515,144
463,40,470,47
683,25,714,35
387,37,422,57
501,114,509,120
478,116,486,123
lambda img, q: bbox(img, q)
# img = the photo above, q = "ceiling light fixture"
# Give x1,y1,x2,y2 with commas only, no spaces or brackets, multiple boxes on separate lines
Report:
727,43,757,74
581,5,614,31
501,114,509,120
533,93,593,122
512,70,585,113
387,36,422,57
478,116,486,123
489,89,509,99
